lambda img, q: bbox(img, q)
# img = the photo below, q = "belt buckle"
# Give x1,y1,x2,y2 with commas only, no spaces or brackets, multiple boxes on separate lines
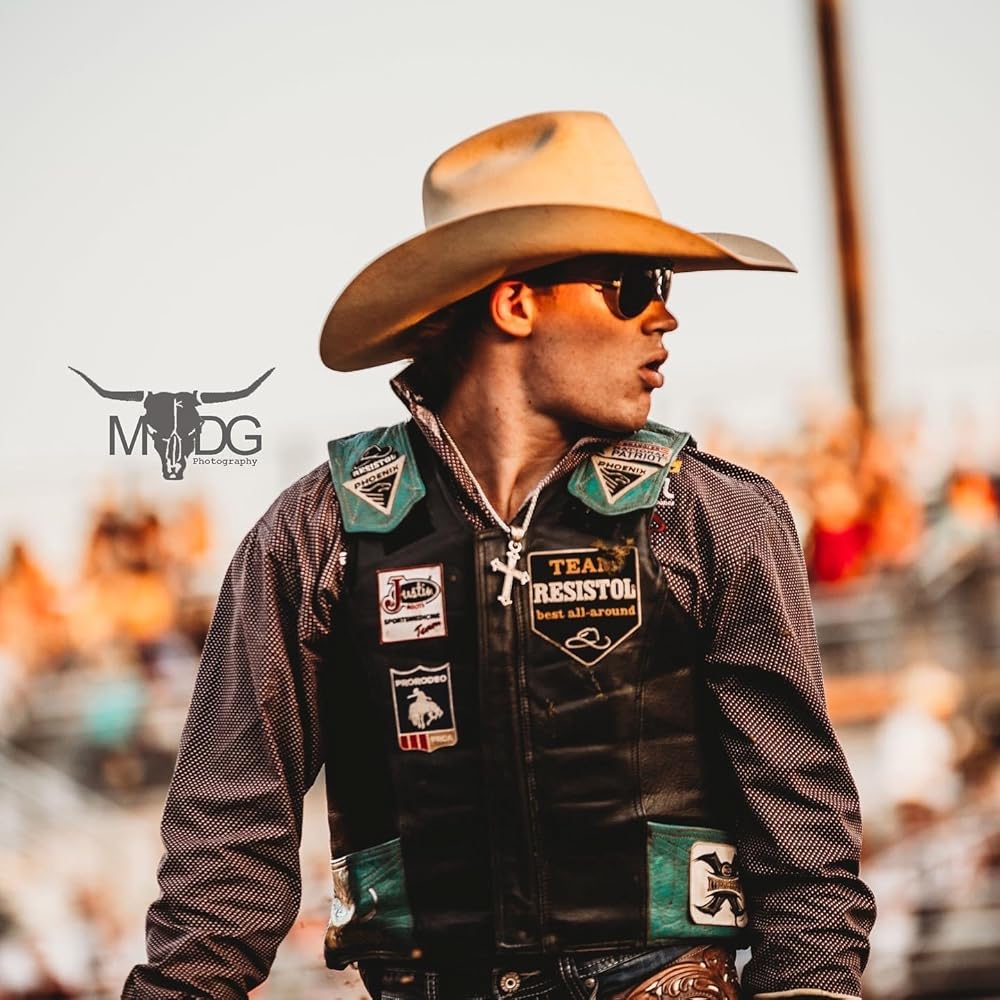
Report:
612,945,741,1000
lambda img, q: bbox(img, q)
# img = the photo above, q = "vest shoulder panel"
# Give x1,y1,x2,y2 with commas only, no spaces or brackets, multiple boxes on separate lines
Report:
327,422,427,534
568,422,690,515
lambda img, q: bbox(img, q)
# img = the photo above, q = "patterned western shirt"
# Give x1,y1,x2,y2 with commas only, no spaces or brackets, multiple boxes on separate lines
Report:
123,372,875,1000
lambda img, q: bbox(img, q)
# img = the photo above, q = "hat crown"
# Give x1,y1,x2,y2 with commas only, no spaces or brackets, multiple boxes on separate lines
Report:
422,111,662,228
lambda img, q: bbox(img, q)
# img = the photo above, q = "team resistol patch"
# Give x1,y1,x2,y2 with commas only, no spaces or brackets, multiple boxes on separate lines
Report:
528,547,641,666
343,445,405,515
377,564,447,643
689,841,748,928
389,663,458,752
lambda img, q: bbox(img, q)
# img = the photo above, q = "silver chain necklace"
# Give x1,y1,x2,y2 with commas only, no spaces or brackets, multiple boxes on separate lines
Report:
439,421,541,607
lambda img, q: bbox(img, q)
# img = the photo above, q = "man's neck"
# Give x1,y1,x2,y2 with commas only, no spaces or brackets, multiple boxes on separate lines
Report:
439,368,577,523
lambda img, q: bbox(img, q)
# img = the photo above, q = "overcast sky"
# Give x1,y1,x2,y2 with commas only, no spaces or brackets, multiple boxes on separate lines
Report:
2,0,997,577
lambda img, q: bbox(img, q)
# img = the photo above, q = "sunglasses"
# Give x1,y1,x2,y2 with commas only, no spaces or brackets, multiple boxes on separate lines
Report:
517,257,674,320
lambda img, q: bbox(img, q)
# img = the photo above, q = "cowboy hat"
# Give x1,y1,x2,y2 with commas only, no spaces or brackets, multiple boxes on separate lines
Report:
320,110,795,372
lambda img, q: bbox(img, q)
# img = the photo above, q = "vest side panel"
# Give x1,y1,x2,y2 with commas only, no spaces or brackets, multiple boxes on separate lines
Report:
514,492,717,950
336,461,497,961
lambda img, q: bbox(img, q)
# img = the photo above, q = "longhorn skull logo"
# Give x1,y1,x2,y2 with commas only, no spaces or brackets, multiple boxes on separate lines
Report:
69,367,274,480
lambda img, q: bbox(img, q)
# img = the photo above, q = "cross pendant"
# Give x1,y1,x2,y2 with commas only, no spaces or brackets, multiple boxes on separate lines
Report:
490,538,529,607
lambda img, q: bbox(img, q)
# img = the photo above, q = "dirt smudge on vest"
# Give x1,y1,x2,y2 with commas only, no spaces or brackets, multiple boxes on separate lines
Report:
590,537,635,572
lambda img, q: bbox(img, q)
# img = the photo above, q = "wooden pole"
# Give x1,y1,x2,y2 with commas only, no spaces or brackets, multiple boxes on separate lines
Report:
814,0,874,429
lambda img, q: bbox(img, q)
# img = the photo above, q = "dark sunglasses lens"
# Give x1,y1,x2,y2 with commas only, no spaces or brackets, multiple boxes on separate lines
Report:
616,269,660,318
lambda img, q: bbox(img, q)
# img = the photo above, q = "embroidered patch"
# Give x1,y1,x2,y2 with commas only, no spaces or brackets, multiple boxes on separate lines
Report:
567,426,688,516
589,438,673,506
328,859,357,929
658,460,682,509
328,423,426,534
528,547,641,666
389,664,458,752
591,455,660,505
343,445,405,514
659,476,676,506
378,564,447,643
689,841,748,928
605,440,673,467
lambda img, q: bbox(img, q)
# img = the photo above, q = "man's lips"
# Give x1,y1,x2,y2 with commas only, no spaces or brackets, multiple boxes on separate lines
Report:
639,352,668,389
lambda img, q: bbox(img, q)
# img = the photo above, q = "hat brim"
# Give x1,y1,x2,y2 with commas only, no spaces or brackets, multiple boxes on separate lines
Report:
320,204,795,372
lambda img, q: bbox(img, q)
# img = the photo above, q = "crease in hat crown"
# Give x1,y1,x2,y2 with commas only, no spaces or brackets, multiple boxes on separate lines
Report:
421,111,662,226
320,109,795,372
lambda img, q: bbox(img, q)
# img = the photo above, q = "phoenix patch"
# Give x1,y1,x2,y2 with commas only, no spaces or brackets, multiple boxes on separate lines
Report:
343,445,405,515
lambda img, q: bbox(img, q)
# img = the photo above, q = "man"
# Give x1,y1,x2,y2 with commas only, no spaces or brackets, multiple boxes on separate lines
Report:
124,111,875,1000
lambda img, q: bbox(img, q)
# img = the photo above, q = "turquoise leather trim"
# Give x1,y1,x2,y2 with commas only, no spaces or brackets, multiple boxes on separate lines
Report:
327,838,415,952
569,423,689,516
327,422,426,534
647,821,745,941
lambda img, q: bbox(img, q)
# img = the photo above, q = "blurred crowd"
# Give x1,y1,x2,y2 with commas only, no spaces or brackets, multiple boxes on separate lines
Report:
703,405,999,586
0,494,219,998
0,494,214,787
858,659,1000,999
0,408,998,998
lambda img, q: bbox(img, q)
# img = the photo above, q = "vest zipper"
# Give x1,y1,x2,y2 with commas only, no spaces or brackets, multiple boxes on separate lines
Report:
513,544,549,944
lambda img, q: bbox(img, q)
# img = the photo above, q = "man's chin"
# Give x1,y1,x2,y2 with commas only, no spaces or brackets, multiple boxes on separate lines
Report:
578,411,649,437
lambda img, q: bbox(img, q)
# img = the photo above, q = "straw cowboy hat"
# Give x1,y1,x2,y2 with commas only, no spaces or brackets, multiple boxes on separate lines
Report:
320,110,795,372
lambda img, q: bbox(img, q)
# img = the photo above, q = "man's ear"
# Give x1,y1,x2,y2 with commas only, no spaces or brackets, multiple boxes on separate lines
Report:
489,280,541,339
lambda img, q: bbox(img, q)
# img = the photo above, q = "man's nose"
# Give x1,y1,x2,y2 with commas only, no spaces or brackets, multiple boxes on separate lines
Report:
641,302,679,335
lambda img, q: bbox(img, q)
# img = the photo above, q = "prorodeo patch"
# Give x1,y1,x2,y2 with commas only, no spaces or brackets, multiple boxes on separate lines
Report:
343,445,405,515
689,841,749,928
528,547,641,666
389,664,458,753
377,564,447,643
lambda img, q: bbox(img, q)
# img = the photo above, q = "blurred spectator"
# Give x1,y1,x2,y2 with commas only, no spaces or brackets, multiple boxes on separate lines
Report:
78,643,148,796
872,661,964,836
0,541,69,675
863,689,1000,999
806,458,871,583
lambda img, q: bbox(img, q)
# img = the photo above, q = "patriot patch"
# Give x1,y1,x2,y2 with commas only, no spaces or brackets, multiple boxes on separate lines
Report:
689,841,748,928
378,564,447,644
528,547,641,666
343,445,405,515
605,440,673,467
389,663,458,753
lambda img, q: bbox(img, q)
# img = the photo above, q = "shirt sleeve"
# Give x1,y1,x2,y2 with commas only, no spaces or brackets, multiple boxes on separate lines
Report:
122,515,330,999
702,484,876,1000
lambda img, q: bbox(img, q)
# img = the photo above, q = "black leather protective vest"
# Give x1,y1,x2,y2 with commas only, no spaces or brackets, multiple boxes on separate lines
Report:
320,422,747,968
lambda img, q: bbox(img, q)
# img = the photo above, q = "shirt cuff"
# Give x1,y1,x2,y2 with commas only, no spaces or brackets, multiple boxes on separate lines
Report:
753,991,861,1000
